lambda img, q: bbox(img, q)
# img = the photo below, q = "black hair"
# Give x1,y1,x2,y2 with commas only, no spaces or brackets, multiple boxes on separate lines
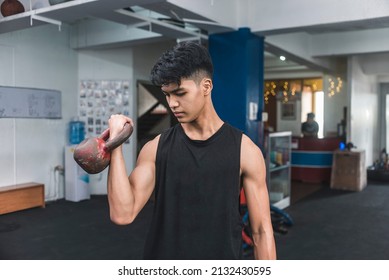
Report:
150,41,214,87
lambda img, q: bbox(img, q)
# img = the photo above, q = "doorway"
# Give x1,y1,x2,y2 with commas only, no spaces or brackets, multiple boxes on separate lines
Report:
136,80,177,154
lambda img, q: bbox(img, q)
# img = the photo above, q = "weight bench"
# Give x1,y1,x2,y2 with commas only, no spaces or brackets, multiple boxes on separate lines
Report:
0,182,45,215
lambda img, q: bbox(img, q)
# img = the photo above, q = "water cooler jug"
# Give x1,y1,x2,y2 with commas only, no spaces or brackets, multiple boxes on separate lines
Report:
65,120,90,202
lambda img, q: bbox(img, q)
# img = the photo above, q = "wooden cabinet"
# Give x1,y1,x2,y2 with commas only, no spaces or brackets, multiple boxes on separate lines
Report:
331,150,367,191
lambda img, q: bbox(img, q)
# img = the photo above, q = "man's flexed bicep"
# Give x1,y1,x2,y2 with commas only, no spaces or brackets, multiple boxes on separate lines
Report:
107,116,158,225
128,138,158,220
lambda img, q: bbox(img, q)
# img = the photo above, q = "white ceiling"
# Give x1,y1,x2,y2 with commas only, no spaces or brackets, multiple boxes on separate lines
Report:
2,0,388,79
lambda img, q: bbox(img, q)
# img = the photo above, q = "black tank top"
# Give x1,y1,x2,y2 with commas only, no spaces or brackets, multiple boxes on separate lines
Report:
143,123,243,259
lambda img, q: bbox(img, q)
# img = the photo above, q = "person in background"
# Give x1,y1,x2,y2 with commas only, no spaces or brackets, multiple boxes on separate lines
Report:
301,112,319,138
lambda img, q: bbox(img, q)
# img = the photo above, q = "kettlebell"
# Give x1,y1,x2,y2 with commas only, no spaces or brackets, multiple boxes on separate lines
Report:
73,122,133,174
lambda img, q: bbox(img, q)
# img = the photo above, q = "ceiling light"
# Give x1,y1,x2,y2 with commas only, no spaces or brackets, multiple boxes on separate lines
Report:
279,56,286,61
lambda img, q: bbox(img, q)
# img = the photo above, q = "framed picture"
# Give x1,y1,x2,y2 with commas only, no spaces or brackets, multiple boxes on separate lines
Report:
281,102,296,120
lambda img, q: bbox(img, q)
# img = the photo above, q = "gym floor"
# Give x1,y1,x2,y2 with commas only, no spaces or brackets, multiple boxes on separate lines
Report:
0,180,388,260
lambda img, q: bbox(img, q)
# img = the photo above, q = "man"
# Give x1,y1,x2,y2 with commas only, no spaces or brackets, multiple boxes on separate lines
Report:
301,112,319,138
107,42,276,260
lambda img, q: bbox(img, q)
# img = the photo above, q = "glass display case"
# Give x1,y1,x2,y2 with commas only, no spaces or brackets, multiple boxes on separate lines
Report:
265,131,292,209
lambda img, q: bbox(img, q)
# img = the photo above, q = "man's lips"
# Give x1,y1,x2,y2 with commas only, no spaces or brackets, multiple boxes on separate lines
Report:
173,112,184,117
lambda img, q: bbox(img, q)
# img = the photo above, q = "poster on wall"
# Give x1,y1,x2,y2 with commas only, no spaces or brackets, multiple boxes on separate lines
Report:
79,80,131,139
281,102,296,120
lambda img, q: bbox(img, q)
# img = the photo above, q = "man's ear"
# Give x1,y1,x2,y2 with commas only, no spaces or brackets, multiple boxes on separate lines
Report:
202,78,213,96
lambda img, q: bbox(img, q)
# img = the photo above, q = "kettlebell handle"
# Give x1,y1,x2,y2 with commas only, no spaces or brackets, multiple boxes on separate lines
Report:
100,122,133,151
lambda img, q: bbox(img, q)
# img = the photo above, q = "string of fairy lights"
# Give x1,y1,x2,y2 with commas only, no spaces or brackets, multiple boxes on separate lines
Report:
264,76,343,104
327,77,343,97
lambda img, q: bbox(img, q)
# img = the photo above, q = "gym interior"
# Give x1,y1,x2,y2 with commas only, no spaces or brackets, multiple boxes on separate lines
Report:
1,0,389,260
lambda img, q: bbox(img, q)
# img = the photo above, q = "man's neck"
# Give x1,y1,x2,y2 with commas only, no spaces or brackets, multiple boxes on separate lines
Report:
180,112,224,141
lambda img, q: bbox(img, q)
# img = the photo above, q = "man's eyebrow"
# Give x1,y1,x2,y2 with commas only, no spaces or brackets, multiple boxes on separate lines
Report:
161,87,183,95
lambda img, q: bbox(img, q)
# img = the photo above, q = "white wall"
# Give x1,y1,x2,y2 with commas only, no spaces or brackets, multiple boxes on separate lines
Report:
0,24,78,200
348,56,380,166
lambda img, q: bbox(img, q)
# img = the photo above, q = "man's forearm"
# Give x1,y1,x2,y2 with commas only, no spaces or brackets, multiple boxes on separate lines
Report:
252,232,277,260
107,147,135,225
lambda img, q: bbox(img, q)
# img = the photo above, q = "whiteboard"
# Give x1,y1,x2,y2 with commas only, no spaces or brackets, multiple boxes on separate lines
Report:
0,86,61,119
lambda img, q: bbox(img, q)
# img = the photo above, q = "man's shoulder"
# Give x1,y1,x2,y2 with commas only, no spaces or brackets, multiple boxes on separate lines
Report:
240,134,260,153
142,134,160,151
137,134,160,163
223,122,243,137
157,124,181,143
240,134,265,174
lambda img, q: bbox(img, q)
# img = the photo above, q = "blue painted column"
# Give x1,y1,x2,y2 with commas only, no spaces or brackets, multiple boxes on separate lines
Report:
209,28,264,147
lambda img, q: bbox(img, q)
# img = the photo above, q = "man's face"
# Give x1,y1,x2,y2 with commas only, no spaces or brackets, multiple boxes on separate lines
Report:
161,79,206,123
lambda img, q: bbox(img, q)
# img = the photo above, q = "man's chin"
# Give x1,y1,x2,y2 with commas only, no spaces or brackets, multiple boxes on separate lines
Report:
176,117,193,124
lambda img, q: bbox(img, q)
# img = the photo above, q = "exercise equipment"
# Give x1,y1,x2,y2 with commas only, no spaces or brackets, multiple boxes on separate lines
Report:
73,123,133,174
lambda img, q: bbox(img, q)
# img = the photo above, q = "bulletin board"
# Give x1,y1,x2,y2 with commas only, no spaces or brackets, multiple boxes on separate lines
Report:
0,86,61,119
78,80,131,138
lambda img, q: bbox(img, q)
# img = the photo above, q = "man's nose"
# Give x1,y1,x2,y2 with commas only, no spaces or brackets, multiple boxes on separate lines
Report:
168,96,179,108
